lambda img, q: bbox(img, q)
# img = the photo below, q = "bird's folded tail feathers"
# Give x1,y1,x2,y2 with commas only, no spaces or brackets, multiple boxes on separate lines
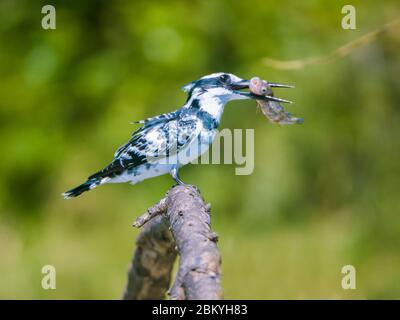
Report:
62,178,101,199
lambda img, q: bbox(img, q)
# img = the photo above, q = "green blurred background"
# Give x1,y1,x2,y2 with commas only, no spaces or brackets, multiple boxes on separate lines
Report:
0,0,399,299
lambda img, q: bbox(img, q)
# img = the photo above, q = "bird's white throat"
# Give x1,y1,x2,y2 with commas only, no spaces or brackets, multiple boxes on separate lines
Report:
199,94,225,119
188,88,233,120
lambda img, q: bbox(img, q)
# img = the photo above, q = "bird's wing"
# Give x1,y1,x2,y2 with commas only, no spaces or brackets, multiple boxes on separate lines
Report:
88,111,199,180
114,109,181,158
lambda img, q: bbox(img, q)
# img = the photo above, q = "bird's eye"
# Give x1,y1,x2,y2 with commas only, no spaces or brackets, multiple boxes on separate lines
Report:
219,74,230,83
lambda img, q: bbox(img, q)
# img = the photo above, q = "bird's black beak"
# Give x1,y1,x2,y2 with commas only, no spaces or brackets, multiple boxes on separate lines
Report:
230,79,294,104
230,79,251,90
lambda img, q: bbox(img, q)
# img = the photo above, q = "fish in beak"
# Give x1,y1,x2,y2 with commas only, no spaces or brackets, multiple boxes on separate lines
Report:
230,79,294,104
248,77,303,125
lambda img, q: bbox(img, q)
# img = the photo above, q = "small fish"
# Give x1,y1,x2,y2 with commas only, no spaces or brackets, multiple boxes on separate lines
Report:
249,77,303,125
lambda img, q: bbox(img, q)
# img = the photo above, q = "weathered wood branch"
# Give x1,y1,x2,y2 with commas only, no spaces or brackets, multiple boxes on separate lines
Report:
123,185,223,300
122,215,177,300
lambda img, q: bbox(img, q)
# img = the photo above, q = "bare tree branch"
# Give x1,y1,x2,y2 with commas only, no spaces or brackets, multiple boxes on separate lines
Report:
123,185,223,300
166,185,222,300
262,17,400,70
132,197,167,228
122,215,177,300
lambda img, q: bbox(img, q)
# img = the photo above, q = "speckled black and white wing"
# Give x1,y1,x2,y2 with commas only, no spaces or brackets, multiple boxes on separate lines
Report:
87,109,201,181
113,110,181,158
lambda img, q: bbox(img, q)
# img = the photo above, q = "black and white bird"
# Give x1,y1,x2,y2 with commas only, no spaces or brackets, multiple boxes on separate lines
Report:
63,72,292,199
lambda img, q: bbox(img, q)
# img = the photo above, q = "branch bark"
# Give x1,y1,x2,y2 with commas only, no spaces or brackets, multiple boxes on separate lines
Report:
122,215,177,300
123,185,223,300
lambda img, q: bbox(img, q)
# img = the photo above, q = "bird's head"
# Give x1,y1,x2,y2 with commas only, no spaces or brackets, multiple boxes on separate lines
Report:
182,72,293,104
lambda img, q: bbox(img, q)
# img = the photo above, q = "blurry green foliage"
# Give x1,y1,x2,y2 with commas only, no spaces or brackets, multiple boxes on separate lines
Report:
0,0,399,299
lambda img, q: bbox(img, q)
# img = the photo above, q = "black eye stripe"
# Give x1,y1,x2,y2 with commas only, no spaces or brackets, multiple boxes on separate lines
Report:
187,75,231,93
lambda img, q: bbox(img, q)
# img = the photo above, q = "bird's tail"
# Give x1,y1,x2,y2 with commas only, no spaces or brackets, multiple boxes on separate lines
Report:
62,178,101,199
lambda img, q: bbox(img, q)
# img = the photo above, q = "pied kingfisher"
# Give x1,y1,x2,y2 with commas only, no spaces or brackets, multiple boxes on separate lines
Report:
63,72,292,199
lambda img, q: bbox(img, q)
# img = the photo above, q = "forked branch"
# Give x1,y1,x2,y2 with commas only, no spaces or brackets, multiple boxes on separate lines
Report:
123,185,223,300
